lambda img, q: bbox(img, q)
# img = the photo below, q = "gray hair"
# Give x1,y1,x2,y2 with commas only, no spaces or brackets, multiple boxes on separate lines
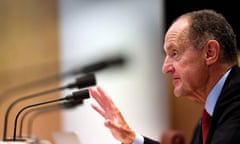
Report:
178,9,238,63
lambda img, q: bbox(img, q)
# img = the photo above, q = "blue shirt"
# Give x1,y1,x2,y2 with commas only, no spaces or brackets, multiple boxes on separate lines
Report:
205,69,231,116
133,69,231,144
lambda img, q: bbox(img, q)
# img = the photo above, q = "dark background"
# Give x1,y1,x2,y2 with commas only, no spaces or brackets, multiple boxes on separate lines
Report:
165,1,239,49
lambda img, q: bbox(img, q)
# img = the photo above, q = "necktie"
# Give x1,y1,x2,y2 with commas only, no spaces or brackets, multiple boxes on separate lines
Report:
202,109,211,144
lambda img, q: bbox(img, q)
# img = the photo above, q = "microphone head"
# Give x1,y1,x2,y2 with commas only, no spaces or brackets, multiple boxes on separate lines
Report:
67,73,96,89
62,99,83,109
75,73,96,89
66,89,90,101
72,55,126,74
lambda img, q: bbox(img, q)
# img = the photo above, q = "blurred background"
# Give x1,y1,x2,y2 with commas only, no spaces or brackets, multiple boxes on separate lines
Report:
0,0,239,144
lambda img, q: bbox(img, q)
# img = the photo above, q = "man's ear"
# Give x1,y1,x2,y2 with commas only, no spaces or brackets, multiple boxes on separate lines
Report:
205,40,220,65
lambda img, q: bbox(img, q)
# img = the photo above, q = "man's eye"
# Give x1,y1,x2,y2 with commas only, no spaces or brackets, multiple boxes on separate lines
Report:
172,51,178,57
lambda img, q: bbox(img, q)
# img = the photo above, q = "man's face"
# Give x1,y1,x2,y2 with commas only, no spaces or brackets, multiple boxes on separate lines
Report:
162,18,208,103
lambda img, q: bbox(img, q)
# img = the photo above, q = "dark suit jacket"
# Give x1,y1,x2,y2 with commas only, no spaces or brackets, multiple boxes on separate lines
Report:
191,65,240,144
143,65,240,144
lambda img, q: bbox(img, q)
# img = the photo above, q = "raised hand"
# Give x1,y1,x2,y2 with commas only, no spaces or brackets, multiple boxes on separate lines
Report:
89,86,135,144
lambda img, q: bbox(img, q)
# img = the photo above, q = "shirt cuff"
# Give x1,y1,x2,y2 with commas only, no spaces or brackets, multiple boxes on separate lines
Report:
132,133,144,144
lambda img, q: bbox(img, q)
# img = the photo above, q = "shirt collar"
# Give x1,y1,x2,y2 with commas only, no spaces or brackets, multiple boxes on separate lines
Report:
205,69,231,116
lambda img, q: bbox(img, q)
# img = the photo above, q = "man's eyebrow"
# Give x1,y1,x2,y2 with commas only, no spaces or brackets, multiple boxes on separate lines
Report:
165,44,177,52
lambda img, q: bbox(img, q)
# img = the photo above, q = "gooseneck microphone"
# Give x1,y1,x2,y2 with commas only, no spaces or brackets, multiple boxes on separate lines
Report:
19,99,83,137
13,89,90,141
3,73,96,141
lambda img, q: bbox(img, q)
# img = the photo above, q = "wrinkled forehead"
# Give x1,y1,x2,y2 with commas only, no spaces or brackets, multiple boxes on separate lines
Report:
165,17,190,40
164,17,191,52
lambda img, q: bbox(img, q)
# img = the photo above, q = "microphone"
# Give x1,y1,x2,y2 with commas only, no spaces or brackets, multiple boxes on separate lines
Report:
0,55,126,102
75,55,126,74
13,89,90,141
19,99,83,138
2,73,96,141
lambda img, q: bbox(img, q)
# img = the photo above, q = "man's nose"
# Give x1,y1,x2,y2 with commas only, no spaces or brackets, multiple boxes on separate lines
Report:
162,58,174,74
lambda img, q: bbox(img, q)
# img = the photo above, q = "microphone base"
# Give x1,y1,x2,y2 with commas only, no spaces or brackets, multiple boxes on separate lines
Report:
0,137,38,144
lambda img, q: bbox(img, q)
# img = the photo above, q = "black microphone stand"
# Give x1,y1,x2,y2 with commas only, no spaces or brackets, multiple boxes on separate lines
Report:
3,73,95,141
13,89,89,141
19,99,83,138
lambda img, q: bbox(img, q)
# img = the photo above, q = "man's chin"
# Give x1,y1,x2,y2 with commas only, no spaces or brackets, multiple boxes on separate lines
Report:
173,88,182,97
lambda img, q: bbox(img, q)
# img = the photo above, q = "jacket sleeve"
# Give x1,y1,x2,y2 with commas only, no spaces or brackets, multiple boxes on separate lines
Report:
144,136,160,144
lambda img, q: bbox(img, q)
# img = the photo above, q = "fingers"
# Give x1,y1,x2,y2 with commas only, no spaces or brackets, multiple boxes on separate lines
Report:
96,86,112,102
89,86,106,109
90,103,105,118
96,86,115,106
89,86,114,119
89,87,105,116
89,86,121,120
89,86,114,109
89,87,101,104
89,86,135,143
